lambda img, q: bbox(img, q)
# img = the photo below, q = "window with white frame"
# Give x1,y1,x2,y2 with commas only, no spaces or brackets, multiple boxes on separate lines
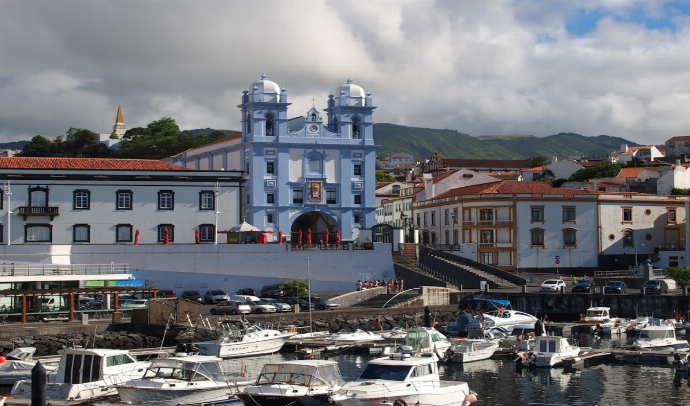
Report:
293,188,303,204
158,190,174,210
73,190,90,210
480,230,494,243
199,191,215,210
326,188,336,204
116,190,133,210
267,193,275,204
199,224,215,242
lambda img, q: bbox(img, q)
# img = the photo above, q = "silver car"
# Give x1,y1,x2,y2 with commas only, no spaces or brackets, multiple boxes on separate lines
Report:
261,297,292,312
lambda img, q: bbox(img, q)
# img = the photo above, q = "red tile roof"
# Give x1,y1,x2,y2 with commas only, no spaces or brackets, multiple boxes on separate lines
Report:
618,167,643,178
666,135,690,143
0,157,191,171
433,180,590,200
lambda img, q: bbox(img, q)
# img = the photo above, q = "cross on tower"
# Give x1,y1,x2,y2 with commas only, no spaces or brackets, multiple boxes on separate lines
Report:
311,97,316,107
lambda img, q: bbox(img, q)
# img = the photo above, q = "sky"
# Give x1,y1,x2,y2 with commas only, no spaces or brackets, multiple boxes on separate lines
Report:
1,0,689,146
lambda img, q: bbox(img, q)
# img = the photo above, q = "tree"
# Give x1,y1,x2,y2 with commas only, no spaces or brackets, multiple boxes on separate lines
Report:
535,169,556,185
526,156,550,168
268,280,309,297
18,135,53,156
662,267,690,289
568,162,624,182
376,171,396,182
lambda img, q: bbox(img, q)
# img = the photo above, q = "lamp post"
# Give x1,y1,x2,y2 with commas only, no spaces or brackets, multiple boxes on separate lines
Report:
4,182,11,246
214,182,220,245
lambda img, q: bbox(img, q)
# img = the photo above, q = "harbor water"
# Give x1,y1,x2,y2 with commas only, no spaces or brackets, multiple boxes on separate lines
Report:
221,331,690,406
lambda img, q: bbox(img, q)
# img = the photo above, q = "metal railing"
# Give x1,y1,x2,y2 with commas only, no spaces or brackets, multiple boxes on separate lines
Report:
0,263,129,277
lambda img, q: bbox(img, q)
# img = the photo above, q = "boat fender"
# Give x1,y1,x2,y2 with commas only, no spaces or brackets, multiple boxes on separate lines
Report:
393,399,408,406
465,392,478,404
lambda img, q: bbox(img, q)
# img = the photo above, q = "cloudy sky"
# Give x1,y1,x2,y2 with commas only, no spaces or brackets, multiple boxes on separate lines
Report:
1,0,689,145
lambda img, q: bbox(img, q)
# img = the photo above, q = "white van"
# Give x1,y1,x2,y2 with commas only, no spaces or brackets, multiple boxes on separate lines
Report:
661,278,677,290
230,295,276,314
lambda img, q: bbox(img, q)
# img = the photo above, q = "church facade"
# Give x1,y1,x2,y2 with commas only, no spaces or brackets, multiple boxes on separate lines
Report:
169,75,378,243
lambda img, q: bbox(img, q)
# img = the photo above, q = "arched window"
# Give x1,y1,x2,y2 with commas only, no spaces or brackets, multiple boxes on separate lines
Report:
623,229,634,247
453,229,459,245
352,117,360,139
246,113,252,135
311,112,317,122
431,232,437,244
333,117,338,132
265,113,274,136
563,228,577,247
444,230,450,244
530,228,545,247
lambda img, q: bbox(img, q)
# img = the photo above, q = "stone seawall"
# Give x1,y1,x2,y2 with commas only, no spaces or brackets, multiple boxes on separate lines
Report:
0,308,460,356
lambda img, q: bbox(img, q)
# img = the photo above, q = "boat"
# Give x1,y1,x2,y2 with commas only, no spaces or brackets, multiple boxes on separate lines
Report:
392,327,452,356
116,354,251,405
444,339,500,363
461,298,537,332
633,324,690,351
238,360,345,406
580,306,615,323
328,329,384,344
593,319,631,336
0,347,58,385
196,318,294,358
382,326,408,341
0,396,5,406
11,347,151,401
516,335,583,368
329,352,478,406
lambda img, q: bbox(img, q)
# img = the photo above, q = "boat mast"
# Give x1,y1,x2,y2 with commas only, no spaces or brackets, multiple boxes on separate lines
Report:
308,256,312,333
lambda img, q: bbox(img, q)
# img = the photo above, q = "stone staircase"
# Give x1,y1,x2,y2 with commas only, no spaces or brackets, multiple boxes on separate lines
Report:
393,246,461,290
427,253,519,289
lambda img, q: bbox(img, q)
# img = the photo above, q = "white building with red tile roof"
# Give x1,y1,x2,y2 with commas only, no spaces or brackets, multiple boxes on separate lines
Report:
0,157,243,245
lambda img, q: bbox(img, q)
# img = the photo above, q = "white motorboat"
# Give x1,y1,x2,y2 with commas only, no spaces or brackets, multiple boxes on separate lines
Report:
329,352,478,406
393,327,452,356
580,306,615,324
329,329,384,344
11,347,150,401
117,355,252,405
0,347,58,385
196,319,294,358
444,339,500,363
458,298,537,335
0,395,5,406
594,319,631,336
633,324,690,351
382,327,408,341
516,336,582,368
483,309,538,330
238,360,346,406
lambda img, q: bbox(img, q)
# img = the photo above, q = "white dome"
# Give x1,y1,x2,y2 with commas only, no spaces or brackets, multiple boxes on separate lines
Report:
250,74,281,102
335,79,367,106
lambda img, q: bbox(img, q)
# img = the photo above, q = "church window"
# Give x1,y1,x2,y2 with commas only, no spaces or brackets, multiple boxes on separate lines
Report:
326,188,337,204
293,188,304,204
266,161,274,174
311,113,317,121
265,113,274,136
354,164,362,176
354,194,362,205
352,117,360,139
246,113,252,135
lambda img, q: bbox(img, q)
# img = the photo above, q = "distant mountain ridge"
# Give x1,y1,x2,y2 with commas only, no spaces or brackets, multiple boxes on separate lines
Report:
372,123,636,160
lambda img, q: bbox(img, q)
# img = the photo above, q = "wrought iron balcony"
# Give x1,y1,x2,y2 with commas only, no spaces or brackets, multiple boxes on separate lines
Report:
17,206,60,220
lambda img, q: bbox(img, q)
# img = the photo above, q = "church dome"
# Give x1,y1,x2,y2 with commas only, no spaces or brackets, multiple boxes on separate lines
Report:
250,74,281,102
335,79,366,106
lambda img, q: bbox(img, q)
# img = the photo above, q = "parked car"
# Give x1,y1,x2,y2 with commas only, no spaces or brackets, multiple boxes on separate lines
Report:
209,300,251,315
247,299,277,314
261,285,285,298
261,297,291,312
572,280,596,293
310,296,339,310
204,289,231,304
640,279,669,294
157,289,176,298
604,281,628,294
539,279,567,292
236,288,257,296
78,298,93,310
85,299,105,310
112,299,134,309
180,290,203,303
121,299,149,309
282,297,314,311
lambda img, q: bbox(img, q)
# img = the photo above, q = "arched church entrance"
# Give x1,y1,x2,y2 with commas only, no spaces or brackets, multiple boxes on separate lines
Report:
291,212,337,245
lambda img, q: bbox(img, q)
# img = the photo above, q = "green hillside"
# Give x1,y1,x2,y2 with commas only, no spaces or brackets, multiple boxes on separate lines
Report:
373,123,634,160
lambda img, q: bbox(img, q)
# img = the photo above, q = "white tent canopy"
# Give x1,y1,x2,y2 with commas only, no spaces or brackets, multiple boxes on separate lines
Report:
229,221,261,232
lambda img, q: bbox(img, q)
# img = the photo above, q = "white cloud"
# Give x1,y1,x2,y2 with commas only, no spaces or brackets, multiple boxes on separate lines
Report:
0,0,689,147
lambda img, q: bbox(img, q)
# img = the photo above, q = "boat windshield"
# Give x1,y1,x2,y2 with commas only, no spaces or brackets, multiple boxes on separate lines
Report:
142,360,224,382
358,364,411,381
336,329,357,335
256,363,345,387
403,330,429,350
586,310,607,318
639,329,674,339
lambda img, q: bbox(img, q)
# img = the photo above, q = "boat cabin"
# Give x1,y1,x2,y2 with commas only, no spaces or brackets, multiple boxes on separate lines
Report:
357,353,439,382
56,349,140,384
534,336,575,354
141,356,225,382
256,360,344,388
582,307,612,323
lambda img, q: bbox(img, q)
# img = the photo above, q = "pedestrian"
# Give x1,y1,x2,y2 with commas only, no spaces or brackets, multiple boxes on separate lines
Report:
356,280,362,291
399,278,404,292
387,280,392,294
571,275,577,286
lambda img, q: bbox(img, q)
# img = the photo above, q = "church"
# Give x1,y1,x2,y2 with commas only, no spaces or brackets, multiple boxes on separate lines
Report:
169,75,378,243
